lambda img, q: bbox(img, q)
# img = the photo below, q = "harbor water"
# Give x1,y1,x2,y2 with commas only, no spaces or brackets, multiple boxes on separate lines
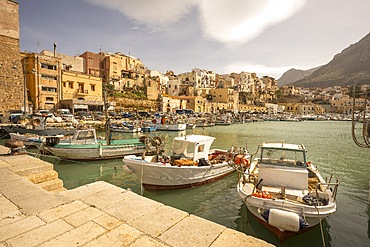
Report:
9,121,370,247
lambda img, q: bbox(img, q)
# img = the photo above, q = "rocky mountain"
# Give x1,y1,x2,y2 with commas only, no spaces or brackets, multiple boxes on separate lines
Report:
280,32,370,88
278,67,320,86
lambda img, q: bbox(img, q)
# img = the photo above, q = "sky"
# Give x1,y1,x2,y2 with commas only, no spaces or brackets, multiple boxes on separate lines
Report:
18,0,370,79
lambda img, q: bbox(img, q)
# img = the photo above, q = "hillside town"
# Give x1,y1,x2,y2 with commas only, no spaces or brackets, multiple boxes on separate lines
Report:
0,0,369,121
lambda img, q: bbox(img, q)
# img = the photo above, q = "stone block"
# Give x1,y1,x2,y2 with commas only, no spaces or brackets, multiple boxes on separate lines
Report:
23,170,59,184
63,206,105,228
79,185,129,209
11,192,70,215
210,228,274,247
59,181,120,201
130,205,188,237
103,191,163,223
93,213,122,230
130,235,171,247
39,221,106,247
0,168,23,185
37,200,88,223
0,210,25,228
0,215,45,242
8,160,54,177
5,219,73,247
0,146,10,155
83,223,143,247
159,215,226,247
37,178,64,192
0,177,46,199
0,194,18,214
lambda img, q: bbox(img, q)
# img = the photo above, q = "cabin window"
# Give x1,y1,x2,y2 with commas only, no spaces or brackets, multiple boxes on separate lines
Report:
197,144,205,153
76,130,95,140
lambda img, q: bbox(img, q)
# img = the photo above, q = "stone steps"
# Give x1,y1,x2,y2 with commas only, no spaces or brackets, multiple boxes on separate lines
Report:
0,151,66,193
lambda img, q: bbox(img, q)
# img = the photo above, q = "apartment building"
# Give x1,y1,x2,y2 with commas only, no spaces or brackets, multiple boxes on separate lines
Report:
178,68,216,88
100,52,146,91
60,71,103,113
21,51,61,111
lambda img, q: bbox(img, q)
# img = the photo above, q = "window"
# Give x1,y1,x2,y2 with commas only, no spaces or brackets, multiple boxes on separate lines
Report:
91,84,95,91
46,97,54,101
41,74,57,80
41,86,57,93
69,82,73,89
41,63,57,70
63,82,66,87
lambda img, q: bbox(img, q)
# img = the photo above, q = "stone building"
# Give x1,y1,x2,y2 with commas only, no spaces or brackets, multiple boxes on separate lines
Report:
0,0,24,114
100,52,147,92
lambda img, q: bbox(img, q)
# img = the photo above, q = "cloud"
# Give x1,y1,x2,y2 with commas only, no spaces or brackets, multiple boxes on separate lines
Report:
199,0,306,44
84,0,196,29
222,62,293,79
84,0,306,44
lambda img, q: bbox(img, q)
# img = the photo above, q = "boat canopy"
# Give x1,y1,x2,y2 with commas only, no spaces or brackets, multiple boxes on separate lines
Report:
260,142,307,167
171,135,215,161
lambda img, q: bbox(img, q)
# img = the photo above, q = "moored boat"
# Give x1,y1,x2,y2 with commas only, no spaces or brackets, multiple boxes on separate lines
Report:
41,128,161,160
237,142,339,241
123,134,250,190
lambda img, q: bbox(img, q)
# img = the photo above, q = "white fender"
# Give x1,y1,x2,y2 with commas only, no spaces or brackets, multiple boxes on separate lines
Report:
268,209,300,232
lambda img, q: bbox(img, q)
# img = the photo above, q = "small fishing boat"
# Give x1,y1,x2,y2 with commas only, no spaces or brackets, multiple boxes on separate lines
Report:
123,134,249,190
237,142,339,241
41,128,159,160
9,132,64,148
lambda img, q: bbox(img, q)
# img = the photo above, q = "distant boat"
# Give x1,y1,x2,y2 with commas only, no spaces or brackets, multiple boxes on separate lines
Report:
237,142,339,241
41,128,160,160
123,134,250,190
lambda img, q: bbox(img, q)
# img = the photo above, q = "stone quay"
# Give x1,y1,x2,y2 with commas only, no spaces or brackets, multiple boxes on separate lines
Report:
0,145,274,247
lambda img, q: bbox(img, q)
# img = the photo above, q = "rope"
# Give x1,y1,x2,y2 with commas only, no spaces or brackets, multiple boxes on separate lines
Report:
315,204,326,247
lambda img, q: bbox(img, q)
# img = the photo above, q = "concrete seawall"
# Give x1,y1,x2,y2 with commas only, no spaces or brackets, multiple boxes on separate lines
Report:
0,145,274,246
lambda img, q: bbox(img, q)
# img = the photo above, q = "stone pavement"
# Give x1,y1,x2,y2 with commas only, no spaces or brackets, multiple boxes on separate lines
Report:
0,146,274,247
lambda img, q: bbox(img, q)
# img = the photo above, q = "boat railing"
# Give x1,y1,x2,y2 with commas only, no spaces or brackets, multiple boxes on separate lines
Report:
316,180,339,202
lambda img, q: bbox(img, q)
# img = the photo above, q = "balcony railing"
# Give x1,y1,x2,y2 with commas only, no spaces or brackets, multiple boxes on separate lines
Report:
76,89,89,94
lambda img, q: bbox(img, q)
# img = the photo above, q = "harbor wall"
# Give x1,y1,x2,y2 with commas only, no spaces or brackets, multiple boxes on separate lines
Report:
0,146,274,246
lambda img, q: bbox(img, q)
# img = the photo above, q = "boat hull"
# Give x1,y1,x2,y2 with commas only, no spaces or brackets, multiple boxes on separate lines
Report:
123,157,235,190
237,181,336,241
45,145,149,160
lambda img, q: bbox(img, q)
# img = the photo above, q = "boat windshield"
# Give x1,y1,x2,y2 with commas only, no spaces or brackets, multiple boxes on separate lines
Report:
261,148,306,167
172,141,195,159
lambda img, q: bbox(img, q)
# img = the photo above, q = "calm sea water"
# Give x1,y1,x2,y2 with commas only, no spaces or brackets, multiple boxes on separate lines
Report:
11,121,370,247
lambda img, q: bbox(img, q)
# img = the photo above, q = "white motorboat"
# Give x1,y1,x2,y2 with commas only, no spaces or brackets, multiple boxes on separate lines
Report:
123,134,249,190
237,142,339,241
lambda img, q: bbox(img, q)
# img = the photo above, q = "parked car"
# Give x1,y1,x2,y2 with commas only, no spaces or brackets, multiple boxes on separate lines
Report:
55,109,75,122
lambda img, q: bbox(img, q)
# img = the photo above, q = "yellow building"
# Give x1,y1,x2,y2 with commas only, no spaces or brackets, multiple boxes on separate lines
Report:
60,71,103,113
61,71,102,101
21,52,61,111
208,88,238,112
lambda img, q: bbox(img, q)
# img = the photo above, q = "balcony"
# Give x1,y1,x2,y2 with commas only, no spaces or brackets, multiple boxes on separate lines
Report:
76,89,89,95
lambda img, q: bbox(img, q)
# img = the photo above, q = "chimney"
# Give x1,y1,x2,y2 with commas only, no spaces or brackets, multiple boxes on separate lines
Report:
53,43,57,57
